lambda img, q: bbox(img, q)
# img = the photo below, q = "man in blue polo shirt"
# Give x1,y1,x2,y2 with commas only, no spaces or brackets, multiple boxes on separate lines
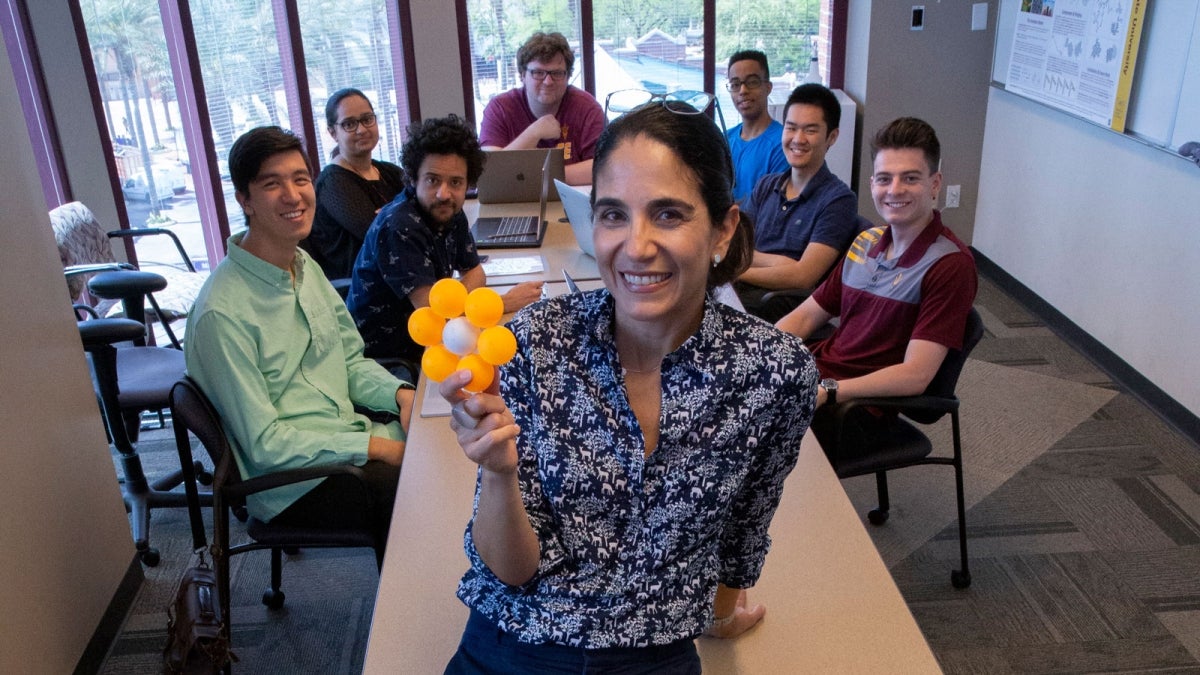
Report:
735,83,859,322
776,117,977,450
347,115,542,379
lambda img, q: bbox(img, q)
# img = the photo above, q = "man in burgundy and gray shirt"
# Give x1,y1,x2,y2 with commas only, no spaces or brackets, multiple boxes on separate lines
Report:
776,117,977,450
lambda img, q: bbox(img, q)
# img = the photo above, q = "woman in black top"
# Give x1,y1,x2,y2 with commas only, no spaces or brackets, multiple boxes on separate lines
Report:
307,88,404,278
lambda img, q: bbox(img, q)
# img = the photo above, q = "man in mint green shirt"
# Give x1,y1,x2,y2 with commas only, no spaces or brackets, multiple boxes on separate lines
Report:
185,126,414,565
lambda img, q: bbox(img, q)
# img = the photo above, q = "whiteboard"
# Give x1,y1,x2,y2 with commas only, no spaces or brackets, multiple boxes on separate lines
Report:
992,0,1200,158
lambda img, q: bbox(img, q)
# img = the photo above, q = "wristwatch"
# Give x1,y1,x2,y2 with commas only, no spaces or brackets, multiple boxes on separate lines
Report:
819,378,839,406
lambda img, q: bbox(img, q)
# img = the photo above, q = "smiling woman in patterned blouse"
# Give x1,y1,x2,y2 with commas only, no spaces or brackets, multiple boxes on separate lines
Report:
439,101,819,674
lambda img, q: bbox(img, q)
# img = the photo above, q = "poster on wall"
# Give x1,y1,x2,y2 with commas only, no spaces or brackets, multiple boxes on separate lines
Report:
1004,0,1147,131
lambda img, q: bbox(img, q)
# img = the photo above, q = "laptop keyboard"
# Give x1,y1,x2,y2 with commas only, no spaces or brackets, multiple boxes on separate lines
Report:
495,216,535,236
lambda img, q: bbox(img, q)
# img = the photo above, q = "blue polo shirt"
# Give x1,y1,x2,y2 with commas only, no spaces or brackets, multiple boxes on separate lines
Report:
741,162,858,259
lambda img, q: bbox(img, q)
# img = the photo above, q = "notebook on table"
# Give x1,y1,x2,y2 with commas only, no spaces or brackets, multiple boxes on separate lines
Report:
477,148,564,203
472,151,552,249
554,179,595,258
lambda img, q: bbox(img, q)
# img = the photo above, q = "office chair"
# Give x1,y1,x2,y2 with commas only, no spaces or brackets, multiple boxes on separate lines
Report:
820,307,984,589
52,201,207,339
83,269,185,441
170,376,381,632
79,317,209,566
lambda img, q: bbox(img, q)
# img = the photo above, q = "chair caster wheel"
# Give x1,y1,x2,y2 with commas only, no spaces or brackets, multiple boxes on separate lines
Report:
195,461,213,486
140,548,161,567
283,546,300,556
867,508,889,525
263,588,285,609
233,505,249,523
951,570,971,589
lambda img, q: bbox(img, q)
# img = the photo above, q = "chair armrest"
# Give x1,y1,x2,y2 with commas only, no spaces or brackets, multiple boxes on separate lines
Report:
759,287,814,303
64,262,135,278
837,395,960,415
830,394,959,431
108,228,196,271
222,463,370,502
77,317,146,348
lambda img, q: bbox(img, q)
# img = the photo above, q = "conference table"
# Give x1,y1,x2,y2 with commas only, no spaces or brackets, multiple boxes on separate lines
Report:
362,198,941,674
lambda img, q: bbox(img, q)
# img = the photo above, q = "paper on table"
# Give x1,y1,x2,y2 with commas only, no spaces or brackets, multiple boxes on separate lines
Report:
421,380,452,418
482,255,545,277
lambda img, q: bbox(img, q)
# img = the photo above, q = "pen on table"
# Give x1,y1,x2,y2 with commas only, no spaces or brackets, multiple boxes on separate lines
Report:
562,270,580,294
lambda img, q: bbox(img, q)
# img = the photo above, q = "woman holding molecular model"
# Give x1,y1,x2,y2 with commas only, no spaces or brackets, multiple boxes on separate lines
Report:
438,101,819,674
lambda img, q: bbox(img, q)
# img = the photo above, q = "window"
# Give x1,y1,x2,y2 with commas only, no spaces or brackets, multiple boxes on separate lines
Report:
592,0,707,120
460,0,841,135
715,0,831,124
190,0,290,243
464,0,582,123
81,0,194,264
68,0,416,270
297,0,414,170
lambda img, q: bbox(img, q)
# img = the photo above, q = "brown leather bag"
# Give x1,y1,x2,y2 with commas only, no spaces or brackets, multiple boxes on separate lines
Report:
163,551,236,673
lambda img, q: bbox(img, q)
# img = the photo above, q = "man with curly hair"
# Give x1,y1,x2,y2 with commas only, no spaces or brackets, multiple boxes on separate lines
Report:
479,31,604,185
347,115,543,378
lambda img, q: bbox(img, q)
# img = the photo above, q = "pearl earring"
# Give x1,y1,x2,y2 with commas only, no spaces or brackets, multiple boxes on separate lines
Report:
712,253,722,267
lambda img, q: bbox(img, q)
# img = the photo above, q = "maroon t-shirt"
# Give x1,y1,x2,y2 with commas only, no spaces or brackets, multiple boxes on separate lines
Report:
479,86,604,164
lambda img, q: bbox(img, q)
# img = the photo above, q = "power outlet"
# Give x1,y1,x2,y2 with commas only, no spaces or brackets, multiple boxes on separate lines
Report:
945,184,961,208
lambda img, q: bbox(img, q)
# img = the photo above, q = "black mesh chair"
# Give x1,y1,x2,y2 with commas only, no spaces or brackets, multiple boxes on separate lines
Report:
821,307,984,588
170,376,380,636
78,317,208,566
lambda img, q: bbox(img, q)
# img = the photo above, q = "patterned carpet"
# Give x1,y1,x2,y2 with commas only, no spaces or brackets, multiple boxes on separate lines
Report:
884,276,1200,674
95,272,1200,674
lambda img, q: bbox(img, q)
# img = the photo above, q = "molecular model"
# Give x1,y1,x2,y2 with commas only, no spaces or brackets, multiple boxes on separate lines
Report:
407,278,517,392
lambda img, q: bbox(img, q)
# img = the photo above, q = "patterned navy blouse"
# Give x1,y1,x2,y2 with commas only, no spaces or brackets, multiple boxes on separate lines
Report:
456,289,819,649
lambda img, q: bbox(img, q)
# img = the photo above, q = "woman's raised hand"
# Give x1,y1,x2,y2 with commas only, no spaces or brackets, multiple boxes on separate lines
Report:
440,369,521,475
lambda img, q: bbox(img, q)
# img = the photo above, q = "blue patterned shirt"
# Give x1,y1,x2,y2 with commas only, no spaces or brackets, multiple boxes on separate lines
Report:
346,187,480,363
457,290,819,648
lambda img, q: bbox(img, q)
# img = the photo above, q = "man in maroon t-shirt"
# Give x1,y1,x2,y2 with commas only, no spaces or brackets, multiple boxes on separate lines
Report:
478,32,604,186
776,117,977,449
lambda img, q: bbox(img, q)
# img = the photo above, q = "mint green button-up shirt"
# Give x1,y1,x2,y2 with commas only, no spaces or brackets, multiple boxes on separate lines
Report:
185,233,408,521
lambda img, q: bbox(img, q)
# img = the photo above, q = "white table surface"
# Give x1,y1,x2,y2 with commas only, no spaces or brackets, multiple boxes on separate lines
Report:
364,381,940,674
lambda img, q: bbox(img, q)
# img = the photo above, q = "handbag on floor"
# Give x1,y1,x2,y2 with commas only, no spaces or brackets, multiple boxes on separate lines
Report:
163,548,237,673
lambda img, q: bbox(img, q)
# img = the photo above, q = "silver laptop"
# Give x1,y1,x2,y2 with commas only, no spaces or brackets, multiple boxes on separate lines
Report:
554,179,595,258
477,148,565,203
472,151,552,249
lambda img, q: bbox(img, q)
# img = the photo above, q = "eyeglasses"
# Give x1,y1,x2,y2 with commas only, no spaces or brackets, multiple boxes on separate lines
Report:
725,75,765,92
527,68,568,82
603,89,727,134
337,113,377,133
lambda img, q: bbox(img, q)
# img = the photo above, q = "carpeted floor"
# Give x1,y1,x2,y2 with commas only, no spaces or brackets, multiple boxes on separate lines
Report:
96,272,1200,674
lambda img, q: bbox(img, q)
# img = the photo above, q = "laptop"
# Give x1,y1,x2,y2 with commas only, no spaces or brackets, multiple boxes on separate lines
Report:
554,179,595,258
472,151,552,249
477,148,565,203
